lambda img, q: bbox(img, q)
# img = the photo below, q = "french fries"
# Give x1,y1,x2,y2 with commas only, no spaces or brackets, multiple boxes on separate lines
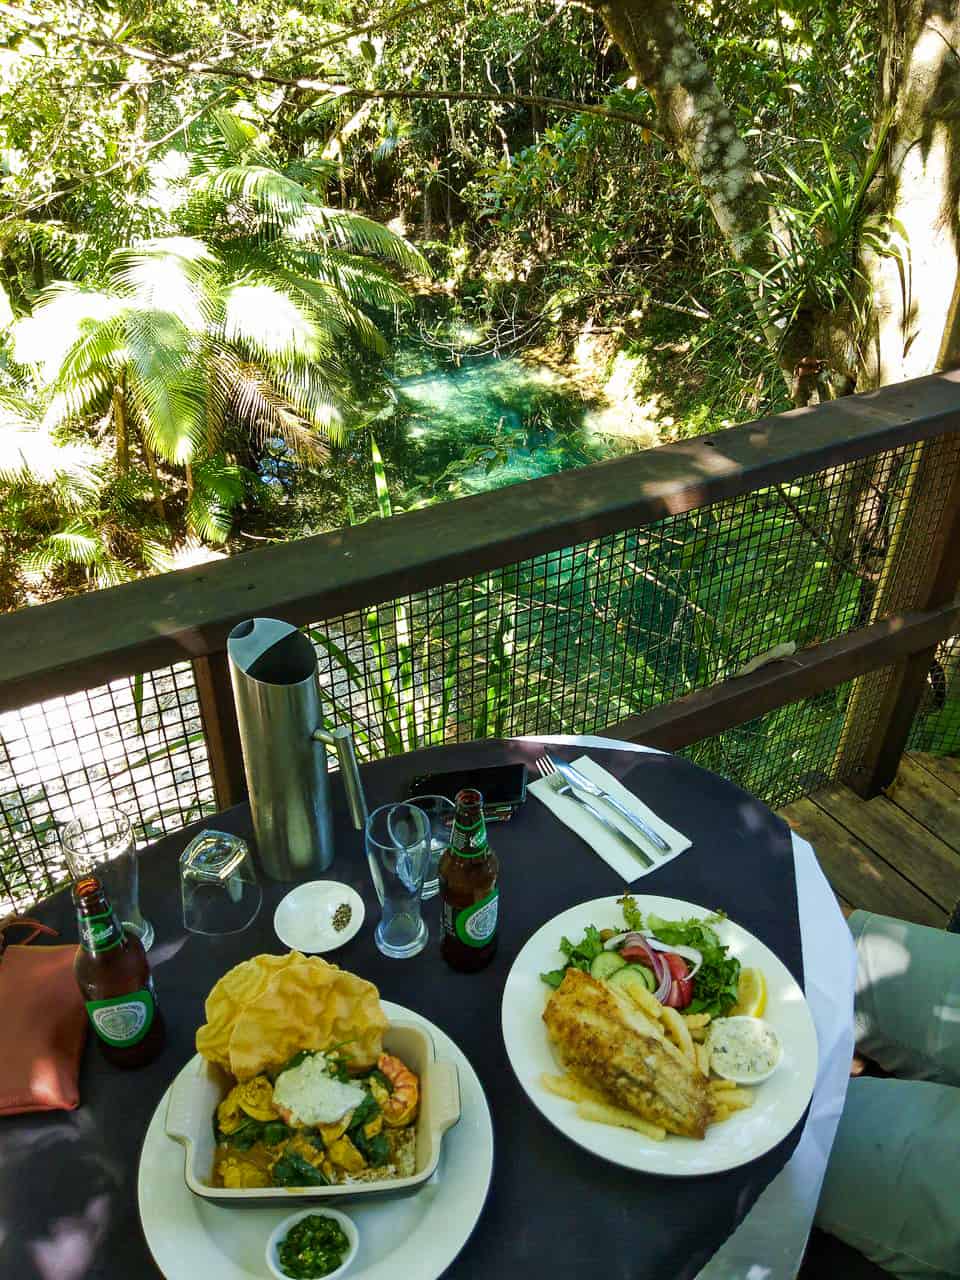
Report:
682,1013,711,1029
660,1006,695,1064
576,1099,666,1141
540,1072,607,1106
621,981,664,1021
683,1012,712,1043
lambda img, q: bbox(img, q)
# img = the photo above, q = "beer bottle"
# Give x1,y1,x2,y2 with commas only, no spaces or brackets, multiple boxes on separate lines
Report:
438,788,499,972
73,875,165,1068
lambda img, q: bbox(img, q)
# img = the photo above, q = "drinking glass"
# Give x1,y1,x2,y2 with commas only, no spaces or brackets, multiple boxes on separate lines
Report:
61,807,154,951
402,794,454,900
180,830,261,936
365,803,430,959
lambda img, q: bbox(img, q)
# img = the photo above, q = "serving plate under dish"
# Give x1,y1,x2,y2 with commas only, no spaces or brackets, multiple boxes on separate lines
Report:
166,1019,461,1205
501,894,819,1177
140,1002,493,1280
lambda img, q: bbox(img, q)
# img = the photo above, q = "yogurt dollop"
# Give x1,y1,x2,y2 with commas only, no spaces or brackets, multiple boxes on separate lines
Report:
272,1053,366,1126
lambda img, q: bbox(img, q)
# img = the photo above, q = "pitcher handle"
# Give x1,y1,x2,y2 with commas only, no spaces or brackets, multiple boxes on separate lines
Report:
313,726,368,830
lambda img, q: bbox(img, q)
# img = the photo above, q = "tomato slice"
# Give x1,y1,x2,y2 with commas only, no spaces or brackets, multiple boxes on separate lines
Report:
663,953,693,1009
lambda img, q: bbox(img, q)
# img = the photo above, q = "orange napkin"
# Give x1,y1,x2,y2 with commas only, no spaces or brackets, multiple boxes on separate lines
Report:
0,920,87,1114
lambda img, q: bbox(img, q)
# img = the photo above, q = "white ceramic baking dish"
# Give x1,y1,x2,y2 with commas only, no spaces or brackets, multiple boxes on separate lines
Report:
165,1020,461,1205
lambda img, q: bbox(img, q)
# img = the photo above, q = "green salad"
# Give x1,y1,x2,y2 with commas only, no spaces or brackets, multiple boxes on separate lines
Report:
277,1213,351,1279
540,894,741,1017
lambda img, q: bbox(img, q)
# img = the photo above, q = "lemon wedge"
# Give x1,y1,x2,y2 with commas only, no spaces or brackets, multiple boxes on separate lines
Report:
731,967,766,1018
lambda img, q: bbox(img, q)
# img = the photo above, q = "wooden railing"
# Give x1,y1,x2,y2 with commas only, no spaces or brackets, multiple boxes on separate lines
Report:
2,369,960,840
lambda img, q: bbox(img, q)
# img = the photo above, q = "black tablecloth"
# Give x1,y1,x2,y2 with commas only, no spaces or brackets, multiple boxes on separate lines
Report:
0,740,804,1280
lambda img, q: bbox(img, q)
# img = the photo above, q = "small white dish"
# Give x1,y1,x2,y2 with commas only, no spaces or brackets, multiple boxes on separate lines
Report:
273,881,365,953
707,1016,783,1084
266,1208,358,1280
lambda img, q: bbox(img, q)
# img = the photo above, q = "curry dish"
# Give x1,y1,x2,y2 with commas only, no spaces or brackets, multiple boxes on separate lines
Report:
211,1048,419,1189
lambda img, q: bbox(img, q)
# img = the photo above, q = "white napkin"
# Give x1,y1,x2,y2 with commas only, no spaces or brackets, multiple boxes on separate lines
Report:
528,754,691,881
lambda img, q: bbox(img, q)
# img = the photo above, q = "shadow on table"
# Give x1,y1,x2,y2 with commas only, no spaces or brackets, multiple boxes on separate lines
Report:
0,1116,122,1280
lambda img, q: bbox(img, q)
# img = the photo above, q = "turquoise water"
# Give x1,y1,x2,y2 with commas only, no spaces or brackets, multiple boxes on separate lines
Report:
258,333,631,532
371,351,624,504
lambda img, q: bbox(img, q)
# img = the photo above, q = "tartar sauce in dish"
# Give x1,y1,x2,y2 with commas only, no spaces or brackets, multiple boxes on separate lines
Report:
707,1016,782,1084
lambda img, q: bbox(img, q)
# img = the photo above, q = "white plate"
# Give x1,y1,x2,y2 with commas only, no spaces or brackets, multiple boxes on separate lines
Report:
273,881,365,953
139,1002,493,1280
501,895,818,1177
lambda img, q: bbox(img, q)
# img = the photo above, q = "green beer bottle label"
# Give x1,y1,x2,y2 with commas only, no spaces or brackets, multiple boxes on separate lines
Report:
78,908,124,954
85,984,155,1047
450,815,488,858
449,888,499,948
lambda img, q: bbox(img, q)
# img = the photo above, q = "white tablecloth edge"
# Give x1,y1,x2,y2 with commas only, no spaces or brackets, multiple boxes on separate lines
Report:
521,735,857,1280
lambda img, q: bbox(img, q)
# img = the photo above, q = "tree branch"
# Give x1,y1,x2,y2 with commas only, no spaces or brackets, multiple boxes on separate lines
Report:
0,4,660,136
320,85,660,133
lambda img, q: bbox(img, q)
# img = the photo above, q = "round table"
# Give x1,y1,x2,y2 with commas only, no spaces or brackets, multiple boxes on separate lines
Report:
0,735,855,1280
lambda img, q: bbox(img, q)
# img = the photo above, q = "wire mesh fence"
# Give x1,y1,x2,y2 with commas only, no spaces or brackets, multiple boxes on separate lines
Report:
0,663,217,914
2,431,957,913
908,632,960,758
310,436,954,760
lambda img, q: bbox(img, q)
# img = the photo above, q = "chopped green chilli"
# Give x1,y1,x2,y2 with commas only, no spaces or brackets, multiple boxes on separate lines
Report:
277,1214,351,1278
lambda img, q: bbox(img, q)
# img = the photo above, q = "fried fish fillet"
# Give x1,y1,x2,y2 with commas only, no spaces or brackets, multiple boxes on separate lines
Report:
542,968,711,1139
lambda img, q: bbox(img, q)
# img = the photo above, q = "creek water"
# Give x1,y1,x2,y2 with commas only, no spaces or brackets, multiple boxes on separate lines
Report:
377,349,626,497
258,325,636,532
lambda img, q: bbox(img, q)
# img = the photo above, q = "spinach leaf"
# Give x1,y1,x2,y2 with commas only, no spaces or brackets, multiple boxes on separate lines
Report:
222,1118,264,1150
271,1153,329,1187
347,1091,380,1132
262,1121,292,1147
351,1128,390,1167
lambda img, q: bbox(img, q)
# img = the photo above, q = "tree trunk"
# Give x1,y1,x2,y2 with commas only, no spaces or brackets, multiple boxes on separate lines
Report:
584,0,803,375
860,0,960,387
141,437,168,525
112,378,130,471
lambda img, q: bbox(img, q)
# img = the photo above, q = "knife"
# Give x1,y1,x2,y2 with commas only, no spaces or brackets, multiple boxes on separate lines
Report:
548,756,672,855
549,778,653,869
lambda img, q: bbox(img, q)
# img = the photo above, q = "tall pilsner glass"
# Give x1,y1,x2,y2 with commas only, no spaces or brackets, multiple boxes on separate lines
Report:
62,807,155,951
365,803,430,959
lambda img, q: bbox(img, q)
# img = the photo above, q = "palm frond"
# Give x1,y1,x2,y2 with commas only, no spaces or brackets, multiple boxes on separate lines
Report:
12,285,123,380
211,351,329,460
222,277,324,362
107,237,218,330
42,369,115,429
186,456,247,543
286,206,428,274
282,246,411,311
123,309,209,463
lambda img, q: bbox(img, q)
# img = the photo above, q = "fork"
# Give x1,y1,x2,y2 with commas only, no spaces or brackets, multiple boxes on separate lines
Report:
547,755,671,854
535,757,653,869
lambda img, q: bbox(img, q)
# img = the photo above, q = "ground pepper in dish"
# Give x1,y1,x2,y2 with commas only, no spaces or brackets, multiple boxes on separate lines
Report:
277,1214,350,1278
332,903,352,932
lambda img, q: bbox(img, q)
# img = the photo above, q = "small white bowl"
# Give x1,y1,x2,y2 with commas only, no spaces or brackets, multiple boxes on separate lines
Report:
273,881,364,953
266,1207,359,1280
707,1016,783,1085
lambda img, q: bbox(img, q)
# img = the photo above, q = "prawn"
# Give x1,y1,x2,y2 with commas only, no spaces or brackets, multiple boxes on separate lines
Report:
377,1053,419,1127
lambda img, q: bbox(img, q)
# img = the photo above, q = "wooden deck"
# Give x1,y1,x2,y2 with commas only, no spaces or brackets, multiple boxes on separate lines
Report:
780,751,960,926
784,752,960,1279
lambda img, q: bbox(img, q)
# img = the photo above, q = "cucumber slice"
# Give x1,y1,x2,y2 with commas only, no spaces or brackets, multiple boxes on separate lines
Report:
590,951,627,981
608,964,656,1001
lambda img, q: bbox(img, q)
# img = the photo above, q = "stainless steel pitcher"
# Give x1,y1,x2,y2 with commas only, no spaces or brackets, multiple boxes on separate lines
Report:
227,618,367,880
